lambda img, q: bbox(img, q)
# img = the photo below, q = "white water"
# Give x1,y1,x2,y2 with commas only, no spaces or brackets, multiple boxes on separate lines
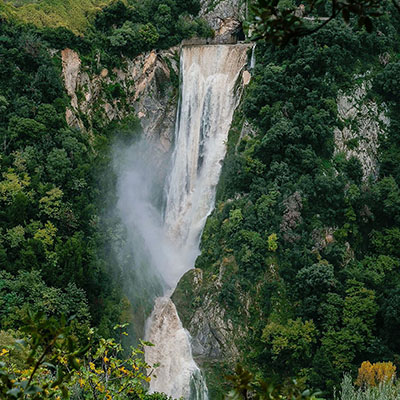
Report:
145,298,207,399
144,44,249,399
250,44,256,70
163,44,250,282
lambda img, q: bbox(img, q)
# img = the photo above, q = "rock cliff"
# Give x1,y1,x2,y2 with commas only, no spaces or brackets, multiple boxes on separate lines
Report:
171,70,391,398
200,0,246,31
334,79,389,180
61,47,180,152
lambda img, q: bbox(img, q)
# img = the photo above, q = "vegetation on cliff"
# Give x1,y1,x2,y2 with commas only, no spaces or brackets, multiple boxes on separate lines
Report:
182,6,400,398
1,0,400,398
0,0,111,34
0,0,211,339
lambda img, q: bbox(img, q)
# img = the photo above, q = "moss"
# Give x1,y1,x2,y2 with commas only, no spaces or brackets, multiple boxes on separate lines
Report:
171,268,201,327
164,57,179,90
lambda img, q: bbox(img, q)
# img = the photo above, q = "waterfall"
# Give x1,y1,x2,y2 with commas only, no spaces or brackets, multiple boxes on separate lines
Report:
250,44,256,70
144,44,250,399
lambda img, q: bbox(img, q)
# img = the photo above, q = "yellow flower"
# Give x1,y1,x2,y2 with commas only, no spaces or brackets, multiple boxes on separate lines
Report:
79,378,85,387
145,376,151,383
96,383,105,393
103,356,109,363
89,362,95,371
0,348,9,356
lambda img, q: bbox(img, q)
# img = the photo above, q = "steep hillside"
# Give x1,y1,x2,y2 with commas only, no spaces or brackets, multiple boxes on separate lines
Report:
173,9,400,399
0,0,113,34
0,0,211,343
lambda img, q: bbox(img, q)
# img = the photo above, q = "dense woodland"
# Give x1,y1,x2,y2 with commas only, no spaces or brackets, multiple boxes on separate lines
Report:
196,2,400,397
1,0,400,399
0,0,208,397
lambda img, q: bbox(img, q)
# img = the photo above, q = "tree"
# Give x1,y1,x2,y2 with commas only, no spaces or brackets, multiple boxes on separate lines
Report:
248,0,399,45
226,364,323,400
0,312,87,399
321,281,378,371
0,315,164,400
262,318,317,374
355,361,396,388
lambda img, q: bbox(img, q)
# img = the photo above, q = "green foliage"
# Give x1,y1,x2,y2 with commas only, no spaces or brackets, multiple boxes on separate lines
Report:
0,316,166,399
0,0,113,34
226,365,324,400
0,312,88,399
1,0,211,70
189,10,400,398
247,0,397,46
0,19,126,339
0,270,90,338
262,319,317,373
267,233,278,252
70,327,155,399
337,375,400,400
89,0,211,64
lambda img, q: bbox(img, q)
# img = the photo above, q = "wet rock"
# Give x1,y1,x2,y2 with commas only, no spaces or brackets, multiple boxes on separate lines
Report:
172,269,240,366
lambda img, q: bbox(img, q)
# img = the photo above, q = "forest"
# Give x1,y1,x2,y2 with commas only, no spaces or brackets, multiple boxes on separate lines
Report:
1,0,400,399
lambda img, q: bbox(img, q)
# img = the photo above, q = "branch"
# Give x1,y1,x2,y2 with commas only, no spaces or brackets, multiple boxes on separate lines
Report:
301,0,339,36
27,332,61,386
296,13,337,38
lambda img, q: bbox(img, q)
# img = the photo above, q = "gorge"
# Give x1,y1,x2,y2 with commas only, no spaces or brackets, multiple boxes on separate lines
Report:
115,44,250,398
1,2,400,399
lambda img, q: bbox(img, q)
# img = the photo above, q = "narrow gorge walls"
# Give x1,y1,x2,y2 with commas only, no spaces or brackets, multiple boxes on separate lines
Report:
134,44,250,398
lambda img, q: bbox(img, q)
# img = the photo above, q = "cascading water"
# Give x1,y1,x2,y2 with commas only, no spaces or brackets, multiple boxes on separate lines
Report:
144,44,250,399
250,44,256,70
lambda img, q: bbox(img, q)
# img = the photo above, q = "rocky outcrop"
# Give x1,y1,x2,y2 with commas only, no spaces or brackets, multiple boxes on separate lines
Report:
61,47,180,152
200,0,245,31
334,80,389,180
172,268,242,365
62,49,81,110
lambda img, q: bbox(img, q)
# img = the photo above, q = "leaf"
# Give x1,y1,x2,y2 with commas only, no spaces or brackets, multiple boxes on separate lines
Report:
141,340,154,347
25,385,42,395
15,380,28,389
6,388,21,398
15,339,27,348
68,314,77,322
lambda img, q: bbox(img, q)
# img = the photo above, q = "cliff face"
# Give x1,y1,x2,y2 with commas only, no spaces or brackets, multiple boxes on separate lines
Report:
61,47,180,152
171,70,390,397
60,0,246,149
334,80,389,180
199,0,245,31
